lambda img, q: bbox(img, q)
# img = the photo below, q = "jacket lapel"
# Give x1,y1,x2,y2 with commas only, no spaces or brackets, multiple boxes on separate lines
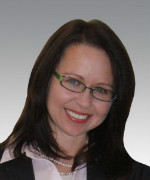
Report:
87,164,108,180
0,153,35,180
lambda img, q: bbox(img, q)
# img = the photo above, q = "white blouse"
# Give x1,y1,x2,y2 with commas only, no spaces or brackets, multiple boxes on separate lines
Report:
0,147,87,180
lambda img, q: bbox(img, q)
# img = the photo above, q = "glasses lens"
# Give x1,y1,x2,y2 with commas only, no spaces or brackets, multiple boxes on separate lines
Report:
62,77,85,92
59,75,116,102
93,87,115,101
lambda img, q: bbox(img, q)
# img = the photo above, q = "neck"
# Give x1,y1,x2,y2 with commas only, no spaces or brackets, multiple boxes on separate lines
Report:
54,132,88,157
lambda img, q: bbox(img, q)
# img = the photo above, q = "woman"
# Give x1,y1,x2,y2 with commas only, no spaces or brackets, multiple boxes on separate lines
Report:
0,19,149,180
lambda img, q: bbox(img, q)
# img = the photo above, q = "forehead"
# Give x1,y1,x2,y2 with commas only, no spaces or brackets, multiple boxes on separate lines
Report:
56,44,113,86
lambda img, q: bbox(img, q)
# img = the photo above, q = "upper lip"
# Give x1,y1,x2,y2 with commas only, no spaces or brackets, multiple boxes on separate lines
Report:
65,108,92,116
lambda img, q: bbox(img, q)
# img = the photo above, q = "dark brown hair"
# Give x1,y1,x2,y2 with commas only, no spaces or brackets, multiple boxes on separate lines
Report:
1,19,135,178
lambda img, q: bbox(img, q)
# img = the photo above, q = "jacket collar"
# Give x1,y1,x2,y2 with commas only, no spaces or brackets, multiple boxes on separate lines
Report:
0,152,35,180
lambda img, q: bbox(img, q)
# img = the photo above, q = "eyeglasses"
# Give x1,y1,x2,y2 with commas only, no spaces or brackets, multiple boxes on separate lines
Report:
53,71,117,102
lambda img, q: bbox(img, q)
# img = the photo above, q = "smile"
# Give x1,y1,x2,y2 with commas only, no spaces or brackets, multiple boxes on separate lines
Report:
66,109,88,119
65,109,92,123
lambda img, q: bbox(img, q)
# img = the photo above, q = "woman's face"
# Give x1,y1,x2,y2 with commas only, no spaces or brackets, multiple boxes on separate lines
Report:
47,44,114,139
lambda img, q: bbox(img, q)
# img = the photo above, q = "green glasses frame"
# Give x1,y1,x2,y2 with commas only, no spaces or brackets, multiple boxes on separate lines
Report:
53,71,117,102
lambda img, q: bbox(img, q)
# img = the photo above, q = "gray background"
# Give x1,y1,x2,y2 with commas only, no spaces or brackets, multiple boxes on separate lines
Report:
0,0,149,166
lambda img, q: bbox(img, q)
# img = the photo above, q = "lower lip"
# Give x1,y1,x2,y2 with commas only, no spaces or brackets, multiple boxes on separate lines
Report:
65,110,92,124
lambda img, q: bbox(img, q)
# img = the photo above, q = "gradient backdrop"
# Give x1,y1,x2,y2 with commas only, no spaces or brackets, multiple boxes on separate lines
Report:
0,0,149,166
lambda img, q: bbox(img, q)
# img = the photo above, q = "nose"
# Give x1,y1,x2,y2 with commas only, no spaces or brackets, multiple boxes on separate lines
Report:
76,88,92,109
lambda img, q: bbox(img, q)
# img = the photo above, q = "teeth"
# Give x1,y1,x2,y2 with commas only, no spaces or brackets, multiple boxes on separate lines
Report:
66,110,88,120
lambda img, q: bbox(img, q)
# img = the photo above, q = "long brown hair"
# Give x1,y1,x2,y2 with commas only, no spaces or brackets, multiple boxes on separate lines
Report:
1,19,135,178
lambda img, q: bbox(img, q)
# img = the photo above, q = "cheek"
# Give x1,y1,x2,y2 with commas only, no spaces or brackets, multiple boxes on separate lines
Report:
99,103,112,114
95,103,112,121
87,103,112,132
47,81,73,115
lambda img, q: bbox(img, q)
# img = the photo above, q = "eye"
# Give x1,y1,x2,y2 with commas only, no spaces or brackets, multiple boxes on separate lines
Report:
65,77,81,86
95,87,109,94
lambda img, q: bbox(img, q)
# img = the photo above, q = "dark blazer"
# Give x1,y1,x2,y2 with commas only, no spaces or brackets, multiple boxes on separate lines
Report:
0,149,150,180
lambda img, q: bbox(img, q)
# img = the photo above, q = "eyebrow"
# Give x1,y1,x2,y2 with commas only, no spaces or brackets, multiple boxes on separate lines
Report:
62,73,84,81
62,72,114,89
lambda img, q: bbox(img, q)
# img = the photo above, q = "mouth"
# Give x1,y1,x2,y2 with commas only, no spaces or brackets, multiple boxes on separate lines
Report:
65,108,92,123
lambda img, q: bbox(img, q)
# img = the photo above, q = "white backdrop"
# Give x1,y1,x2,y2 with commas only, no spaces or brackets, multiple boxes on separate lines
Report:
0,0,149,166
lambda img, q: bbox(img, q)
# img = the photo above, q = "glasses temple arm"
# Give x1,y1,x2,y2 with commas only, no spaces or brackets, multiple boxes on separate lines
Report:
53,71,63,81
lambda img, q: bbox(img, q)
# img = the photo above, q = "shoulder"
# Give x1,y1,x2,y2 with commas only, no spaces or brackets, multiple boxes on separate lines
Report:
0,147,31,168
0,148,34,180
128,161,150,180
0,147,32,167
0,147,4,160
87,160,150,180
